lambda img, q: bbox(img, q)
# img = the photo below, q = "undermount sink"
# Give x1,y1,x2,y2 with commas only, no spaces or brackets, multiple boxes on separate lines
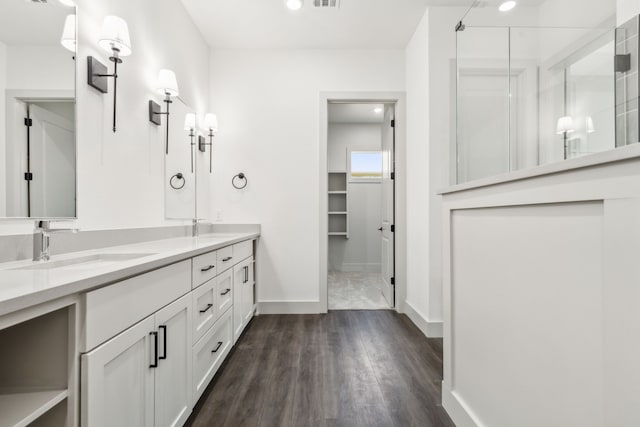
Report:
13,253,156,271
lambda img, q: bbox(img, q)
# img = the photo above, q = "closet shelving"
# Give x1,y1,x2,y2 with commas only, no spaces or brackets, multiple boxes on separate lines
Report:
328,171,348,238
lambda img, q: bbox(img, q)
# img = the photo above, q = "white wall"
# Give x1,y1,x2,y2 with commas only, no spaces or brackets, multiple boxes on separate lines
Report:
208,49,404,308
0,41,6,217
327,123,382,272
405,10,436,332
0,0,209,235
618,0,640,23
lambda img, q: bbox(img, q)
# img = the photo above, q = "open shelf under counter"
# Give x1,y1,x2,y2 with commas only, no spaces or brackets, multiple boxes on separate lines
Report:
0,389,67,427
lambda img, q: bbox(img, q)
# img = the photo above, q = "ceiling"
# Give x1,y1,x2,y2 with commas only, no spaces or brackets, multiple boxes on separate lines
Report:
180,0,430,49
0,1,71,46
328,103,386,123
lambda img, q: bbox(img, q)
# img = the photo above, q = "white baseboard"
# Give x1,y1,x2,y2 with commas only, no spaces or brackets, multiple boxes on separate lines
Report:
442,386,483,427
257,300,322,314
404,301,443,338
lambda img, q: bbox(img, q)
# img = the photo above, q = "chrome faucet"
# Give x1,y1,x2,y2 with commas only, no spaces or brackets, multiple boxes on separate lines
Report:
33,220,79,262
192,218,200,237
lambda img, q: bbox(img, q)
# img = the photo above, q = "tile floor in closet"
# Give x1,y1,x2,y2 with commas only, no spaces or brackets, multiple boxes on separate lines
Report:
328,271,389,310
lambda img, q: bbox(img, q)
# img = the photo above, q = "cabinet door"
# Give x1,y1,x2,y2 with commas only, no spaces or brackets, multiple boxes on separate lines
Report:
81,316,155,427
242,258,255,325
154,294,193,427
232,263,244,343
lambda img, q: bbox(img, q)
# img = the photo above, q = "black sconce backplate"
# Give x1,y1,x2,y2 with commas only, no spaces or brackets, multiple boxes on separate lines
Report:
87,56,109,93
149,101,162,126
198,135,206,152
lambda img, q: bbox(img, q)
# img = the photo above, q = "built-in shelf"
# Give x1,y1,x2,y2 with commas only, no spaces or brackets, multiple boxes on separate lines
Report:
0,389,67,427
328,172,348,238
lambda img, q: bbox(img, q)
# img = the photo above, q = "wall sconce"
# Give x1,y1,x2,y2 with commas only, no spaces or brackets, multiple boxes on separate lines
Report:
184,113,197,173
60,15,76,53
198,113,218,173
87,15,132,133
149,69,180,154
556,116,575,160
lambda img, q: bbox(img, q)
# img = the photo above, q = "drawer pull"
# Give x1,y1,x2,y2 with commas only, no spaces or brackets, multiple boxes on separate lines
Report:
150,331,158,368
244,265,249,283
220,288,231,296
199,303,213,313
159,325,167,360
211,341,223,353
201,265,215,272
222,256,233,262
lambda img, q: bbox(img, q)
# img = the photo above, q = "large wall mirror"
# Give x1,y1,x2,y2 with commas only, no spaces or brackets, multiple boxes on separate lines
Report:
0,1,77,218
165,99,197,220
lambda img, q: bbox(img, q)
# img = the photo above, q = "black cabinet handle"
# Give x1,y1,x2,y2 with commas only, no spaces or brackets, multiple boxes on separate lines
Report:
150,331,158,368
211,341,223,353
199,303,213,313
222,256,232,262
220,288,231,296
244,266,248,283
201,265,215,272
159,325,167,360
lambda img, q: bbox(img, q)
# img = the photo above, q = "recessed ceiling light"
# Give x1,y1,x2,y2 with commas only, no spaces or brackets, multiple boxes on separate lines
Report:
374,107,383,114
286,0,303,10
499,1,517,12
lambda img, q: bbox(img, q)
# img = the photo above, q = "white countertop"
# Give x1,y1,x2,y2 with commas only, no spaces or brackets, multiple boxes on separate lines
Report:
0,232,259,317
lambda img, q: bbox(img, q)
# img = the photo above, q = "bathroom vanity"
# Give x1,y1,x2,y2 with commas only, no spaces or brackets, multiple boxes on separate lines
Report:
0,231,258,427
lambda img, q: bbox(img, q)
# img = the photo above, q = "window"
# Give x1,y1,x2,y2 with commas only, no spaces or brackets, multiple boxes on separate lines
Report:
349,150,383,182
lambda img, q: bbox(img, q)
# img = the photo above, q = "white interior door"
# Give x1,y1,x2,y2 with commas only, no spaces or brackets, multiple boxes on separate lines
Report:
380,105,395,308
29,103,75,218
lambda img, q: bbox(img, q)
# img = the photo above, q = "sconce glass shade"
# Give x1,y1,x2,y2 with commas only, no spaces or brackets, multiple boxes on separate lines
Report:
60,15,76,53
98,16,132,57
556,116,575,134
204,113,218,132
184,113,196,131
586,116,596,134
156,69,180,97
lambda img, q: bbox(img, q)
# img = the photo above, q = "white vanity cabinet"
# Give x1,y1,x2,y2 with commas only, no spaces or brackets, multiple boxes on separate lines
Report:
233,256,254,343
81,293,192,427
0,235,258,427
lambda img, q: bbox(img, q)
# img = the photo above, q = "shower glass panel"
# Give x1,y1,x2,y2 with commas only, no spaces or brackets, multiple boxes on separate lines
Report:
456,24,617,184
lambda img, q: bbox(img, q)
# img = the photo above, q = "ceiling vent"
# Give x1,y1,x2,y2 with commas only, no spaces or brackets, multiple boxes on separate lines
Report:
313,0,340,8
26,0,48,3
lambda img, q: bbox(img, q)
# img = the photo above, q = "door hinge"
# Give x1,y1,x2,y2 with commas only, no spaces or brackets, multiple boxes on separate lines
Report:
390,119,395,128
24,172,33,181
390,172,395,180
24,118,33,127
391,224,395,233
391,277,395,285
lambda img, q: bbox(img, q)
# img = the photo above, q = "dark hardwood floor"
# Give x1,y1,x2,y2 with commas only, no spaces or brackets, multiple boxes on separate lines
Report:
185,310,455,427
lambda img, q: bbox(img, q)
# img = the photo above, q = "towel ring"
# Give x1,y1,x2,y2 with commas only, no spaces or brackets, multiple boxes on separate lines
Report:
232,172,248,190
170,173,186,190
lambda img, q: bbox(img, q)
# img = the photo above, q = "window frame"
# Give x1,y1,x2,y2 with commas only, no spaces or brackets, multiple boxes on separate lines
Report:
347,148,383,183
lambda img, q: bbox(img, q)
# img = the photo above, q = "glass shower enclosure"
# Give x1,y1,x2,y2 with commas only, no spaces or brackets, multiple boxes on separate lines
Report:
455,1,627,184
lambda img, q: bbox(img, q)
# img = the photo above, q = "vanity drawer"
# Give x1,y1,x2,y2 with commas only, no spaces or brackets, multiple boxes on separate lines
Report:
193,307,232,403
216,246,234,272
192,250,217,289
233,240,253,262
193,277,217,344
216,268,233,316
83,260,191,351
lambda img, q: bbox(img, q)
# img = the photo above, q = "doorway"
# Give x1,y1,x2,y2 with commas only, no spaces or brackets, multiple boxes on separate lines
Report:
325,101,396,310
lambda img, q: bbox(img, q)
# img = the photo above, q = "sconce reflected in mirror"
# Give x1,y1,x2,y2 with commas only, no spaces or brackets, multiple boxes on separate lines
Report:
184,113,197,173
149,69,180,154
198,113,218,173
87,15,132,133
60,15,76,53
